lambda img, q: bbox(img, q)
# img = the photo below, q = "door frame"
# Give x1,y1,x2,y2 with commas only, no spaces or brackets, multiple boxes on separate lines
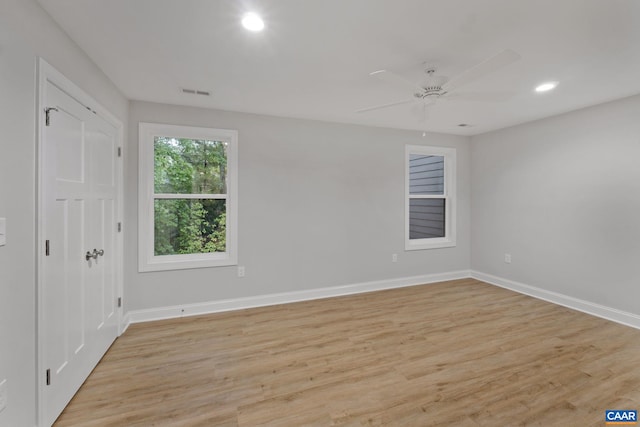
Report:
35,58,125,426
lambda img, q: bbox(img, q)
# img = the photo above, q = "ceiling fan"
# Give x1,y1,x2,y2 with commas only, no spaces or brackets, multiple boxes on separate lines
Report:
357,49,521,121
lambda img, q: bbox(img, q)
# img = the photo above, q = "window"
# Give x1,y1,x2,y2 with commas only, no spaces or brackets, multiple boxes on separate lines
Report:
405,145,456,250
138,123,238,272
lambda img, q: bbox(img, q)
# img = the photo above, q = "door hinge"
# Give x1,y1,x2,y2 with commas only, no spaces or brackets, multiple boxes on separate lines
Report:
45,107,59,126
117,147,122,157
117,297,122,308
45,240,50,256
117,222,122,232
46,369,51,386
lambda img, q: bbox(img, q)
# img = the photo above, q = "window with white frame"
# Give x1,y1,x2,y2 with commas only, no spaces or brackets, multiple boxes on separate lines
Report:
405,145,456,250
138,123,238,272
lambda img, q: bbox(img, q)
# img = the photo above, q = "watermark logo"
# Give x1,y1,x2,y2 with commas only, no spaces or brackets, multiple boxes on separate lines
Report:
606,410,637,425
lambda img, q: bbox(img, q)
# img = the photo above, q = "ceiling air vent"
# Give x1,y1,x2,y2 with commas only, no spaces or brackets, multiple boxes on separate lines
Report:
181,88,211,96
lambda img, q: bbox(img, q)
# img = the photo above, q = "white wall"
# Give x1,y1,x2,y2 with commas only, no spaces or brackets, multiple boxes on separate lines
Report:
471,94,640,315
126,101,471,311
0,1,127,425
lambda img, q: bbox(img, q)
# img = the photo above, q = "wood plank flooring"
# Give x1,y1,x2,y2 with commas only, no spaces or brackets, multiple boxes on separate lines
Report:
54,279,640,426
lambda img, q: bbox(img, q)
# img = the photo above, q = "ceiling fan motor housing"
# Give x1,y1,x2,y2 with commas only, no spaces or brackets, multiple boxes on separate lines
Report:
417,71,448,98
415,88,447,99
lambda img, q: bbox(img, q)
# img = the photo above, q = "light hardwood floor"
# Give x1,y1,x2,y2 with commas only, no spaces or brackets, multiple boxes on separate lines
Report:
54,278,640,426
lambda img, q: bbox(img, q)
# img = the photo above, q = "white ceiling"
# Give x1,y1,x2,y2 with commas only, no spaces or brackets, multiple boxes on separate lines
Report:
38,0,640,135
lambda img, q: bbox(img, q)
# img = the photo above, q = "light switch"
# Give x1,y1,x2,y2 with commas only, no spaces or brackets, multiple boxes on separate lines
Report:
0,218,6,246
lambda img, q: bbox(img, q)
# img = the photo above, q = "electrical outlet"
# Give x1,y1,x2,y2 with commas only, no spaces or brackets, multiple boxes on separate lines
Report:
237,266,245,277
392,253,398,263
0,379,7,413
504,253,512,264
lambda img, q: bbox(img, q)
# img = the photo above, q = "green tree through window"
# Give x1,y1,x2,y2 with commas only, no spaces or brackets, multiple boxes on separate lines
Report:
153,137,227,255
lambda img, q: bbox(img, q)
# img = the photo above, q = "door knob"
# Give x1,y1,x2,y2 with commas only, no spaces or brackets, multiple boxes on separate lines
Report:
85,249,105,261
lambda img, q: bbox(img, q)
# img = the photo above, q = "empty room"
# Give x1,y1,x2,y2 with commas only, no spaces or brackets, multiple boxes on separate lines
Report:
1,0,640,426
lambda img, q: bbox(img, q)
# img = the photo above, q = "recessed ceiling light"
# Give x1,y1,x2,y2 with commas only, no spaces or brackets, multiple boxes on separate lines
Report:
535,81,558,93
242,13,264,32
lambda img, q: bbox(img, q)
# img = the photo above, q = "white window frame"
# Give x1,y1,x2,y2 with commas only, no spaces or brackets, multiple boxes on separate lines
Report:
138,122,238,272
405,145,456,251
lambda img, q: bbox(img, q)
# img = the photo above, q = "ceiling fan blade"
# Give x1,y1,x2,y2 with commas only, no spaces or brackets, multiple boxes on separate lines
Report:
370,70,424,93
356,98,415,113
442,49,520,92
443,91,515,102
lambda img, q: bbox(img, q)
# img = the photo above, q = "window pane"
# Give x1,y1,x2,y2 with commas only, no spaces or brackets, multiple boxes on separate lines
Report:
409,198,445,239
154,199,226,255
154,136,227,194
409,154,444,195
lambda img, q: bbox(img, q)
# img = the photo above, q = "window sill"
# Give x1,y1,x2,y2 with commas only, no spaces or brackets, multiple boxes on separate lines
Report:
405,238,456,251
139,252,237,272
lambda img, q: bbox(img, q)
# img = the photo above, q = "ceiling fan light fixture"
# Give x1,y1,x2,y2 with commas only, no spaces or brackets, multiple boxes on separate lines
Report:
242,12,264,32
535,81,558,93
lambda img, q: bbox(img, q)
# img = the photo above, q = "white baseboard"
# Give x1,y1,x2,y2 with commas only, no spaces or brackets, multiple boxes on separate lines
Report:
121,269,640,331
125,270,471,324
120,312,131,335
471,270,640,330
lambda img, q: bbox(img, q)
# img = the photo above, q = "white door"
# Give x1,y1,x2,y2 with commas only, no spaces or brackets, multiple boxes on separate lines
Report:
41,81,120,426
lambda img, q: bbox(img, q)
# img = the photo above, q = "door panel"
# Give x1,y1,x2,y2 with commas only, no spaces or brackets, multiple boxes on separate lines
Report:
53,111,84,183
100,198,116,323
67,200,86,355
42,81,119,426
45,200,71,377
91,129,115,188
